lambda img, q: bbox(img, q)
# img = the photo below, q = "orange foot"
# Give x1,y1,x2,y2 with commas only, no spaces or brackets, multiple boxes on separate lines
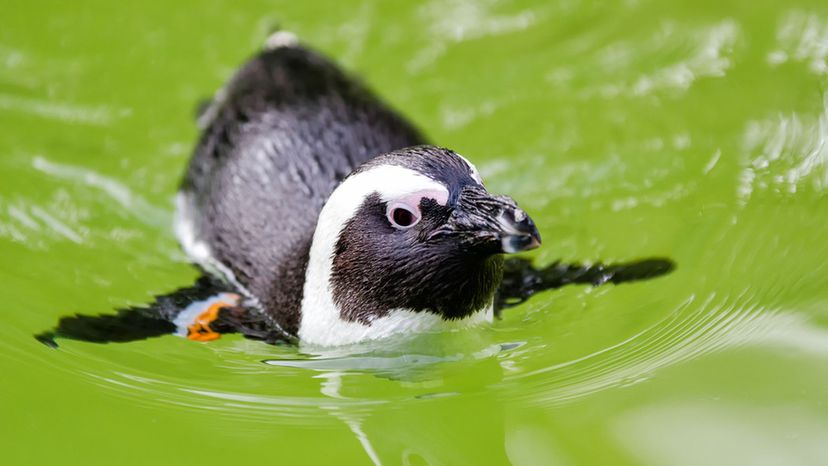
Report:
187,293,241,342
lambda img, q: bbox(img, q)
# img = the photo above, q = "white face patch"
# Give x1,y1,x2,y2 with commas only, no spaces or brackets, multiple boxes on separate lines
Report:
300,164,471,346
395,188,449,207
455,152,484,185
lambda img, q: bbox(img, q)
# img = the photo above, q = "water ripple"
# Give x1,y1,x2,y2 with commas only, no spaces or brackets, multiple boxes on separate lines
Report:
32,156,170,227
500,291,784,406
0,93,129,126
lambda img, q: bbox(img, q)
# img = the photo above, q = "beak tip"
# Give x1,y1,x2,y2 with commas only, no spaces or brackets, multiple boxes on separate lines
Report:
501,230,542,254
524,231,542,251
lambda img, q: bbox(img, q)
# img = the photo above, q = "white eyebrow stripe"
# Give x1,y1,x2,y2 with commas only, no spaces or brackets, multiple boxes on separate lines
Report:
454,152,484,184
391,188,449,207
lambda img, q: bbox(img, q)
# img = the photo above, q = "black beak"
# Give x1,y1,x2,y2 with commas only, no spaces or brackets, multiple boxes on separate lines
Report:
436,185,542,254
497,205,542,253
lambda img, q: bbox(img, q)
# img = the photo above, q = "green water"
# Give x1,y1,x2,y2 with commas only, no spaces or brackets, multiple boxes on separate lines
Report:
3,0,828,464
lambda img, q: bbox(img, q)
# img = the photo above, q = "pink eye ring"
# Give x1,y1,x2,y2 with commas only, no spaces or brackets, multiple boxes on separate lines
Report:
386,202,421,229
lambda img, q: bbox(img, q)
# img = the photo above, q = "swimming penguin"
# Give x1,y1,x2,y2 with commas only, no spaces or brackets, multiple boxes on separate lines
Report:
176,32,541,346
36,34,675,348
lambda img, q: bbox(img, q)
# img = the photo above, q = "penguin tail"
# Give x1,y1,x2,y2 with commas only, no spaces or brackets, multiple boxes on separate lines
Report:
264,30,299,50
194,28,301,129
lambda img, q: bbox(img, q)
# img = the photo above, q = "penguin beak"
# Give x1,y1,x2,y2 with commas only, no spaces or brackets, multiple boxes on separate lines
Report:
496,206,542,253
439,185,542,254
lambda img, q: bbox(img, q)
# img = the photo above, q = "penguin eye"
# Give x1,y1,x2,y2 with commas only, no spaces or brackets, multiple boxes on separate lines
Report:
386,202,421,229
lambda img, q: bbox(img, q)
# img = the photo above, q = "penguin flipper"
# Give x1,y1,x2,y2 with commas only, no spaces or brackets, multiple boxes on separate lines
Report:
35,275,287,347
35,308,177,348
495,257,676,315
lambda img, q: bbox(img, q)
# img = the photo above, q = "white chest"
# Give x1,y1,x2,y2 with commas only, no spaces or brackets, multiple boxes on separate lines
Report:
297,301,494,347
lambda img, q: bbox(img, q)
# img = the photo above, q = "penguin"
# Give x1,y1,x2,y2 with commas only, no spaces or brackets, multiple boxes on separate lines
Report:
176,32,541,346
36,33,675,349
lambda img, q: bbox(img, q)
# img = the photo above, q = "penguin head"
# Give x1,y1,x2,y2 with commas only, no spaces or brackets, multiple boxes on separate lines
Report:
300,145,540,345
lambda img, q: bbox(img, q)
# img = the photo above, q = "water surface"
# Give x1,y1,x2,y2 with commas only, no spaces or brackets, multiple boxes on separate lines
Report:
2,1,828,465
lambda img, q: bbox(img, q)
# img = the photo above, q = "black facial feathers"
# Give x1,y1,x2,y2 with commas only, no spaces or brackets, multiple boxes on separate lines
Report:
330,191,503,324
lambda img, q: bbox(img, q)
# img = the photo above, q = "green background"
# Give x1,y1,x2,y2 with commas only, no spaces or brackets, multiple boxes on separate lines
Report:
2,0,828,464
